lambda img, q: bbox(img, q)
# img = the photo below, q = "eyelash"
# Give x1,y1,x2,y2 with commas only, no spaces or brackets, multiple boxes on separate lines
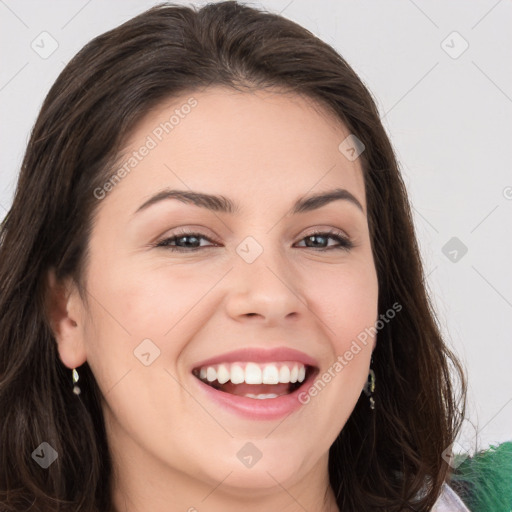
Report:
155,228,354,252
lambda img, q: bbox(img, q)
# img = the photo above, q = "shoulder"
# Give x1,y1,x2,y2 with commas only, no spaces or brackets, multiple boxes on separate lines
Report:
431,482,471,512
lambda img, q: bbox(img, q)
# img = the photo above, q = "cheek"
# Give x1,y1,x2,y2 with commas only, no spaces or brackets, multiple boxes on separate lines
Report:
116,265,218,339
85,250,193,337
305,260,378,344
297,260,378,422
82,259,219,383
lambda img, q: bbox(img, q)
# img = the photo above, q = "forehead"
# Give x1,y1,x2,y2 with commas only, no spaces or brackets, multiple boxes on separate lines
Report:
98,86,366,216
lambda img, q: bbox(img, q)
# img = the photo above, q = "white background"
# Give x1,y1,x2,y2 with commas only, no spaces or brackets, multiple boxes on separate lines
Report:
1,0,511,453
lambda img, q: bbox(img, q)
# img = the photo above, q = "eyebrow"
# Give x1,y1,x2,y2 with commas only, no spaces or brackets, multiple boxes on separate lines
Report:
134,187,364,216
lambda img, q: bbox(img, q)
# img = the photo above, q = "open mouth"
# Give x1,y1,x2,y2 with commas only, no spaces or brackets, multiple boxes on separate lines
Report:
192,361,316,399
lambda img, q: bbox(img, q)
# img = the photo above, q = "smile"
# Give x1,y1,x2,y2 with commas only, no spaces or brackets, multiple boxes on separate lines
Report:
190,347,320,420
192,361,311,399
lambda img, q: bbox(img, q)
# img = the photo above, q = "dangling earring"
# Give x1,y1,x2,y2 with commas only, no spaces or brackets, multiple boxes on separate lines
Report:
72,368,81,395
363,357,376,410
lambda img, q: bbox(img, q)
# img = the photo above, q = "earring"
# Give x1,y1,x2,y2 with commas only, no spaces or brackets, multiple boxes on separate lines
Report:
72,368,81,395
363,358,376,410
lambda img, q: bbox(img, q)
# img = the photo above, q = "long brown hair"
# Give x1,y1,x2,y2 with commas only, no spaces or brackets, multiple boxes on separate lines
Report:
0,2,467,510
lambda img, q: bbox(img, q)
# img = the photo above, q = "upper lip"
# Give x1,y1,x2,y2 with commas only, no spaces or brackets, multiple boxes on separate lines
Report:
191,347,319,371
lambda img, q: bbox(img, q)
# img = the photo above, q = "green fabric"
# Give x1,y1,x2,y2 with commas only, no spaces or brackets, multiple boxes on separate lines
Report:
450,441,512,512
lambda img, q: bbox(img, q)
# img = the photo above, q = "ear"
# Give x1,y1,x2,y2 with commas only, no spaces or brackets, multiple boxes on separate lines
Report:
45,268,87,369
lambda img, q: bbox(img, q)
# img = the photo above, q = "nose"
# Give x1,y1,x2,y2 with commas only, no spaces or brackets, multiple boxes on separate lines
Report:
224,243,307,326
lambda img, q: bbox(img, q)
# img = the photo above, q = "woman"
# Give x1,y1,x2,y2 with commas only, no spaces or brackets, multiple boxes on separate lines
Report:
0,2,468,511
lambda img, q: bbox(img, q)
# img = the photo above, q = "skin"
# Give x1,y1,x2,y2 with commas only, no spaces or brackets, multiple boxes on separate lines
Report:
48,86,379,512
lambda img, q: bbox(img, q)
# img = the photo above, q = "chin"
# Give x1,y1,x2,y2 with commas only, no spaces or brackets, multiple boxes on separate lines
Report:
200,443,314,492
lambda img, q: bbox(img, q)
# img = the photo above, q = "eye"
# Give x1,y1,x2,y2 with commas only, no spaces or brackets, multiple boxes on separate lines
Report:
295,229,354,251
155,229,218,252
154,228,354,252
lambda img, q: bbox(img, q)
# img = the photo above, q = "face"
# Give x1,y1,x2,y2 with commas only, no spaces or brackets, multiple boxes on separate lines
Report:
54,86,378,504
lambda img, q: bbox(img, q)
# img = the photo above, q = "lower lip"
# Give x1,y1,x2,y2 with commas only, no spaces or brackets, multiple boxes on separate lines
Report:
191,369,318,421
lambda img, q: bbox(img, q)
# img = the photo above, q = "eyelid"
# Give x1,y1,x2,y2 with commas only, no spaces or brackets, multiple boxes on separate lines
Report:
152,225,218,244
154,227,219,247
154,226,355,252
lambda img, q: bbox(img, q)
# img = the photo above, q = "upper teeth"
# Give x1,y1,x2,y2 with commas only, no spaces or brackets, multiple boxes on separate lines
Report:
197,362,307,385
